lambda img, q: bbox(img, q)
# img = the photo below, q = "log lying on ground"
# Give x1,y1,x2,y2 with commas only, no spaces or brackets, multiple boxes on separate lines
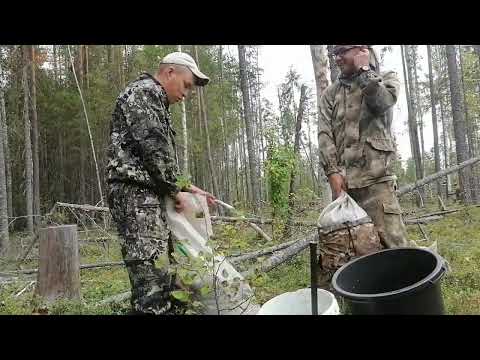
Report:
211,216,317,227
404,215,444,225
228,239,299,263
2,261,124,275
398,156,480,196
242,232,318,278
54,202,110,212
97,290,131,306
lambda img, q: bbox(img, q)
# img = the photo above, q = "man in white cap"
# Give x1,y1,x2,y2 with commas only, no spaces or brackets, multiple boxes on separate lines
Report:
105,51,215,314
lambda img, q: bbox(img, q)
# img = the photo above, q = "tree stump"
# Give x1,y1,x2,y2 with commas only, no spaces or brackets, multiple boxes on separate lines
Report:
35,225,81,303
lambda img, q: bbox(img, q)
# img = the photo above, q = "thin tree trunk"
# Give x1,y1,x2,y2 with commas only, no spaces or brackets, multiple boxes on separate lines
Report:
403,45,424,204
0,56,8,255
459,45,479,202
427,45,442,197
177,45,189,176
0,56,12,219
22,53,34,234
310,45,331,204
198,86,220,197
439,93,450,197
238,45,259,211
445,45,474,204
326,45,339,83
53,45,58,82
285,85,307,236
218,45,230,203
28,46,41,228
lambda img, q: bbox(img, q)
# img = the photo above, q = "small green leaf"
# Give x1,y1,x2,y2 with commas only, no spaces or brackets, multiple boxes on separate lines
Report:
171,290,190,303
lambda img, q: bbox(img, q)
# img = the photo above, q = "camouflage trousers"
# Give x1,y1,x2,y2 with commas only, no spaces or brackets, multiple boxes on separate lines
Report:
348,180,409,249
107,182,185,315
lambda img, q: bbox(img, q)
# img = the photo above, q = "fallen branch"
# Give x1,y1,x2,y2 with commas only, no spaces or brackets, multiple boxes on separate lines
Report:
398,156,480,196
248,223,272,242
214,200,274,242
14,280,36,297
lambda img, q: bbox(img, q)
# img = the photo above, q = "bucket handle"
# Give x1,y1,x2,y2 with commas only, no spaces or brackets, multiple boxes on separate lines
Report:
428,261,447,285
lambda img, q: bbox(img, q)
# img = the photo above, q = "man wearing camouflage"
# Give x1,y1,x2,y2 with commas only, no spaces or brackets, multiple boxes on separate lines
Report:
105,52,215,314
318,45,409,249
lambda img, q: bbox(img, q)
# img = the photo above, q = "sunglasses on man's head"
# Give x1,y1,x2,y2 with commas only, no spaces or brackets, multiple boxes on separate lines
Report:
330,46,361,57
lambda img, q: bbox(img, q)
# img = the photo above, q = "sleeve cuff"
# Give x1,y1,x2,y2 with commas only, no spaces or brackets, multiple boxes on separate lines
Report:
357,70,381,93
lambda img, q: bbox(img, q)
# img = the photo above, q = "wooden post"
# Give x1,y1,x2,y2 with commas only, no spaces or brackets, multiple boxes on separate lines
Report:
35,225,81,302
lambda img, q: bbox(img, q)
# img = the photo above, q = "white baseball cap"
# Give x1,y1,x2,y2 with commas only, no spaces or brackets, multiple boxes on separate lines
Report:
160,52,210,86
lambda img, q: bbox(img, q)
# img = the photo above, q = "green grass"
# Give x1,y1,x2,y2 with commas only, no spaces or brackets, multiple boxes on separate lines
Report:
2,203,480,314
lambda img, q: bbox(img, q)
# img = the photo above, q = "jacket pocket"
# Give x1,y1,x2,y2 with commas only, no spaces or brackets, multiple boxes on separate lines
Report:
363,137,395,179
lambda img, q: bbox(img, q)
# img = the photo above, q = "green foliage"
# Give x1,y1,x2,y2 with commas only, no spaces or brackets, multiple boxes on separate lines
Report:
265,143,295,219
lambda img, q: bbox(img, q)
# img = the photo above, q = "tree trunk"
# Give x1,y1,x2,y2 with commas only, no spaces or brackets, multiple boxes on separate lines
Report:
412,46,425,163
439,93,451,197
403,45,424,204
177,45,189,176
238,45,259,211
310,45,331,204
458,46,480,202
445,45,474,204
0,56,12,219
326,45,339,82
35,225,81,303
28,46,41,228
22,52,34,234
198,86,220,197
427,45,442,197
285,85,307,236
0,57,8,255
218,45,230,203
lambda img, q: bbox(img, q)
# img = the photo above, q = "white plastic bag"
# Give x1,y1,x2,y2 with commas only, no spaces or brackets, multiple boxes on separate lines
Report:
317,192,369,228
165,193,259,315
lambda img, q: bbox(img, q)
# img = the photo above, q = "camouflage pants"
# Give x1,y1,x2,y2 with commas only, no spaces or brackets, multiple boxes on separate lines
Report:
348,180,409,248
107,182,184,315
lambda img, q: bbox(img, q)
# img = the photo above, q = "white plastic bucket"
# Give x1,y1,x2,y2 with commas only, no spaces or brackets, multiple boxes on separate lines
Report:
257,288,340,315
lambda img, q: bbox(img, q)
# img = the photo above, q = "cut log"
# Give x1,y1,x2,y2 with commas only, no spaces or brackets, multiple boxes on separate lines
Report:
35,225,81,302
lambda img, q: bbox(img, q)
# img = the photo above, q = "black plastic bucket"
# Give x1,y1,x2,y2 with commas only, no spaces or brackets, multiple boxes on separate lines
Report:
331,247,447,315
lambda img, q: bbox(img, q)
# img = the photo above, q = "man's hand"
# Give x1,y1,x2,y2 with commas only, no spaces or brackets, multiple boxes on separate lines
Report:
353,47,370,72
189,185,217,207
174,191,191,213
328,173,347,200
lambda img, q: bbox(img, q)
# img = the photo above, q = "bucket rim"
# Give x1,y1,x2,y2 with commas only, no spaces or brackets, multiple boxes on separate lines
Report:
258,288,337,315
331,247,446,300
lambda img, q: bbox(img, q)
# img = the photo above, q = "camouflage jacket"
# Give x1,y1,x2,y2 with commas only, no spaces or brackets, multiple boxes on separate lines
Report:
105,73,180,198
318,69,400,189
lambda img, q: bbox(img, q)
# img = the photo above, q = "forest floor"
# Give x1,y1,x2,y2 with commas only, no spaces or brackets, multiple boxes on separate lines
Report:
1,197,480,315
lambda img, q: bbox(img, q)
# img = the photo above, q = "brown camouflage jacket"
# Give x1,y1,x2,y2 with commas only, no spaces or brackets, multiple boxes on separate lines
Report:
318,69,400,189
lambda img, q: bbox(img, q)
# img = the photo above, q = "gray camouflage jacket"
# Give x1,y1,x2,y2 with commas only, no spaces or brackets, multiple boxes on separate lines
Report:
106,73,180,198
318,69,400,189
